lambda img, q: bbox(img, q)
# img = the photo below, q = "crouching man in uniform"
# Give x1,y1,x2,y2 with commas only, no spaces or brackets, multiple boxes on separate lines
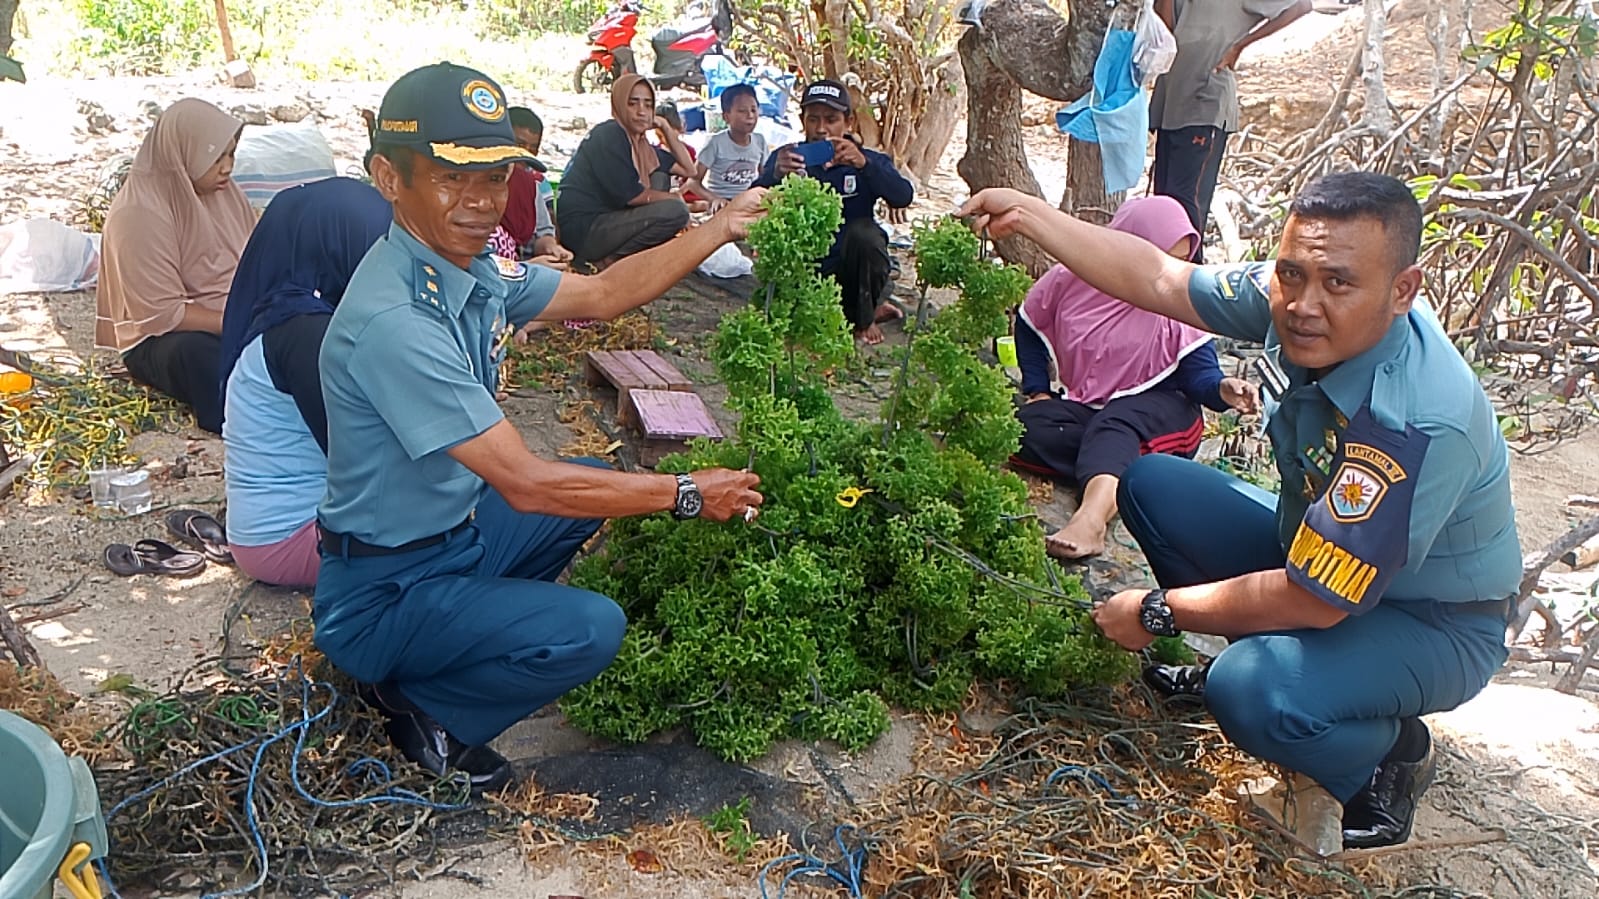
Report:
959,172,1519,853
314,62,766,793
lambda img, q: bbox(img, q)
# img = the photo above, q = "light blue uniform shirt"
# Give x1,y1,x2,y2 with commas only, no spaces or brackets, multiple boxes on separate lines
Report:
1187,262,1521,611
317,223,561,546
223,337,326,546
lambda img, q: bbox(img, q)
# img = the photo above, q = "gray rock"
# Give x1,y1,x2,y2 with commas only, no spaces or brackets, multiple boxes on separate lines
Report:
140,100,164,122
269,102,310,123
229,104,271,126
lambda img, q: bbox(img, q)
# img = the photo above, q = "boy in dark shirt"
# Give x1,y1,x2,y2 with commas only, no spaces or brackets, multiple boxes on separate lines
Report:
756,79,914,344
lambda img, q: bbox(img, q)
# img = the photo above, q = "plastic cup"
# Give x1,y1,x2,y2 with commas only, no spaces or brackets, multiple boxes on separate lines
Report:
86,467,121,508
109,469,152,516
996,335,1018,367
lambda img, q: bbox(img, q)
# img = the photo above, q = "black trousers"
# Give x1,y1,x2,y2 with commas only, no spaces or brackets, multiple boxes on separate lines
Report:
1010,391,1204,488
123,331,223,434
825,218,891,331
1151,125,1228,263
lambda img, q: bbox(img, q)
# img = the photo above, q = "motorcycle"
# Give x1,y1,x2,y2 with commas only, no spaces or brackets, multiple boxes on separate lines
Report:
573,0,737,94
573,0,642,95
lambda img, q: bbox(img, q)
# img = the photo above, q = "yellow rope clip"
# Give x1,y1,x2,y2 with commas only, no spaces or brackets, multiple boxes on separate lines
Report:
58,842,104,899
835,486,873,508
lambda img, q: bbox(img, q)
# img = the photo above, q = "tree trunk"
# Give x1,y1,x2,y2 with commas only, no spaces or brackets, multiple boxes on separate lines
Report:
1361,0,1392,135
900,55,965,183
1061,138,1124,225
0,0,19,58
956,0,1140,272
956,25,1050,275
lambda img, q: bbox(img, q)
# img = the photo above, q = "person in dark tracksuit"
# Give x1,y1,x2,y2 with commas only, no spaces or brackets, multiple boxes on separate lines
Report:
754,79,915,345
960,173,1518,855
1009,196,1258,561
1149,0,1311,259
313,63,766,795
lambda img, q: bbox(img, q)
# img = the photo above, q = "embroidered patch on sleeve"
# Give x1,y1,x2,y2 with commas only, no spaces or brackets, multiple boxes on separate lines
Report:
1286,407,1430,615
494,255,528,282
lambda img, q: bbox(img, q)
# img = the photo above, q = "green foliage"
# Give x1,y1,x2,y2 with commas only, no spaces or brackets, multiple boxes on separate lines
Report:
562,183,1134,761
703,796,758,862
72,0,214,74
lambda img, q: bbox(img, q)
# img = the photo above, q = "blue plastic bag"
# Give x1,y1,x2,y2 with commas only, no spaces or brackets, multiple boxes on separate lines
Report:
701,55,795,121
1054,28,1148,194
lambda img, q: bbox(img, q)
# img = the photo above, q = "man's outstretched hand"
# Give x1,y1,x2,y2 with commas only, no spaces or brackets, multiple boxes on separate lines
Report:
956,189,1043,241
692,468,764,523
712,188,769,242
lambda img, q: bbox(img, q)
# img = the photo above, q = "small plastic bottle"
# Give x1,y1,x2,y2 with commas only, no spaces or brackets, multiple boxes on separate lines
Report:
110,469,152,516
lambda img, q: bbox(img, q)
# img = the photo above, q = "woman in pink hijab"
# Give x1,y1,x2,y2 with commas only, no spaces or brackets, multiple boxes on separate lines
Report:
95,98,256,434
1010,195,1258,560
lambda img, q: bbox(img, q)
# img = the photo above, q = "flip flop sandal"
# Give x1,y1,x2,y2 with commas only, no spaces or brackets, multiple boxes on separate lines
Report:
165,508,233,564
104,539,206,577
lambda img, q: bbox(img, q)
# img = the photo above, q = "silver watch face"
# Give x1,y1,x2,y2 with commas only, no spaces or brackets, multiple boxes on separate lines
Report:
679,489,703,518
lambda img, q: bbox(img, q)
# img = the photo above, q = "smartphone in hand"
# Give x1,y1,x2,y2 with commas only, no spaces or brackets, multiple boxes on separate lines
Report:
794,140,836,167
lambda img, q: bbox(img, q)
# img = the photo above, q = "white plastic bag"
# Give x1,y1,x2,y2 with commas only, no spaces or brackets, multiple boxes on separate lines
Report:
1132,0,1177,88
232,122,337,211
0,219,101,294
697,242,753,279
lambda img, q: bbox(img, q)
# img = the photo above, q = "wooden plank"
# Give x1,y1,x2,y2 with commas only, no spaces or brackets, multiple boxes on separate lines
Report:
632,390,723,440
632,350,694,392
583,350,615,386
585,350,666,391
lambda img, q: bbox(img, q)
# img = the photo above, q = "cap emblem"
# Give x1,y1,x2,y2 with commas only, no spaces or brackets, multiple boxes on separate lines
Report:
462,79,506,122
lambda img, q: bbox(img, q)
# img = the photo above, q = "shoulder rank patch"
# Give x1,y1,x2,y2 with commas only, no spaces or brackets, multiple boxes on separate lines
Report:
1217,263,1271,302
413,260,445,311
1246,264,1272,299
494,255,528,282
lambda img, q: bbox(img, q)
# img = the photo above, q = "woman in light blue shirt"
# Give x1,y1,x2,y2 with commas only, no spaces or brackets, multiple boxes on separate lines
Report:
220,177,391,586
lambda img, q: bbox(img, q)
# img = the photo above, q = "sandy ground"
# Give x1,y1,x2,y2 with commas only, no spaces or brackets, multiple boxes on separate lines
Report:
5,4,1599,896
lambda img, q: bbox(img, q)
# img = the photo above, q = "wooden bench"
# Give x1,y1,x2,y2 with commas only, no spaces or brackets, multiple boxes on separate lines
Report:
584,349,694,427
584,350,724,465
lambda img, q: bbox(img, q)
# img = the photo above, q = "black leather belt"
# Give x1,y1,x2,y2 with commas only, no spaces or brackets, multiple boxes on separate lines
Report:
318,514,473,558
1441,597,1512,618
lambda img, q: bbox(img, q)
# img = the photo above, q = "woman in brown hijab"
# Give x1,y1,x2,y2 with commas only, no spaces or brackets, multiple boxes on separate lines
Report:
554,74,695,270
96,98,256,433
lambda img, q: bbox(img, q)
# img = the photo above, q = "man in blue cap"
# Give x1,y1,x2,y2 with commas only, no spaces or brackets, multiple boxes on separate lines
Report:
314,62,767,793
959,173,1518,854
755,79,914,345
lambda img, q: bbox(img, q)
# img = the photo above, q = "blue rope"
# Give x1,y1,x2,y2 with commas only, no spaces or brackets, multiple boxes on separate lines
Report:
95,666,472,899
758,824,870,899
1045,763,1135,806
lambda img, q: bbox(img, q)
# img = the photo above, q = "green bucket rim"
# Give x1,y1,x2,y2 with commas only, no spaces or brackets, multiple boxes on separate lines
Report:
0,709,76,898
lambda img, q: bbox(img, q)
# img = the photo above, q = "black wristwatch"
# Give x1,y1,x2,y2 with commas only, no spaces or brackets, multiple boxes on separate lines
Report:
671,473,703,520
1140,589,1179,637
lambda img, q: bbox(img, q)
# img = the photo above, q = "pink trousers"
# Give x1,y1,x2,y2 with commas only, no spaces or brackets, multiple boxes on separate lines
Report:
230,519,320,588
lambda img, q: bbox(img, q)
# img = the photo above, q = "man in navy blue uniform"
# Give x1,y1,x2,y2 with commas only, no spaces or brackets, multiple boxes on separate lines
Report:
314,62,766,794
959,173,1519,854
755,79,915,345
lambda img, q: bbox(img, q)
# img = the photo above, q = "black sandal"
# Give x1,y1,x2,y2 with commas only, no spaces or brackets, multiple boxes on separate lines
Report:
104,539,206,577
165,508,233,564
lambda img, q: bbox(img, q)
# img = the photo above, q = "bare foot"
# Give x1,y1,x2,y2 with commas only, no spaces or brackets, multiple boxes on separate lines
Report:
856,323,885,345
1044,516,1107,561
874,301,906,324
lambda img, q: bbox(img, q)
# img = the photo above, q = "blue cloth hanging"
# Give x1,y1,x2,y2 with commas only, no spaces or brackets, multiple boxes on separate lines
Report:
1054,28,1148,194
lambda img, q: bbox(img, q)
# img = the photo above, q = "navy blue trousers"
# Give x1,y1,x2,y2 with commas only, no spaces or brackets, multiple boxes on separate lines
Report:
314,481,625,747
1117,454,1508,801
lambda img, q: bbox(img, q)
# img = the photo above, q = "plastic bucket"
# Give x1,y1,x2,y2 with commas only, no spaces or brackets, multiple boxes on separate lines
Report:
0,710,107,899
